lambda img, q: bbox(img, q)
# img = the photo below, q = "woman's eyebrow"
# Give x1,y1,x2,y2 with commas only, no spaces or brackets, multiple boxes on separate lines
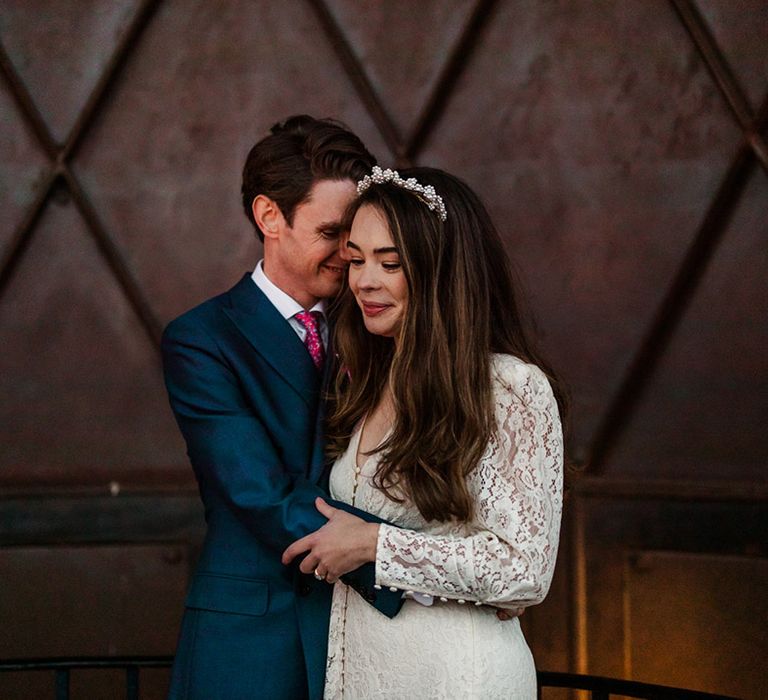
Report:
346,240,399,254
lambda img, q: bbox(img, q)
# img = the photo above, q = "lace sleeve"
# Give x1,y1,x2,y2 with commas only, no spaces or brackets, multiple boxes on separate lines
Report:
375,358,564,606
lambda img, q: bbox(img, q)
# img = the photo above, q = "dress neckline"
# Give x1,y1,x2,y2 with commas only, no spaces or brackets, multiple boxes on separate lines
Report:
354,414,392,471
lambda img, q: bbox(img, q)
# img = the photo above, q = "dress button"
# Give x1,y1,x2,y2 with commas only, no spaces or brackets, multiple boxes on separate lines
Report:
389,586,398,592
439,597,448,603
373,584,382,590
474,601,483,606
458,599,466,605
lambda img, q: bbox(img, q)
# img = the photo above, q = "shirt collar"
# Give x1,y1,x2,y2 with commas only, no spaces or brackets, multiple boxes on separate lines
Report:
251,260,327,320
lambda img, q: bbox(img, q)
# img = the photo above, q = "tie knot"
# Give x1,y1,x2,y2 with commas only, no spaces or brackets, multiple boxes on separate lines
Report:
295,310,322,332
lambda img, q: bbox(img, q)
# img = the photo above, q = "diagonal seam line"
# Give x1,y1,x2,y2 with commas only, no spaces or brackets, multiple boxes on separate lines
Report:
0,39,63,296
306,0,405,161
585,96,768,474
62,168,163,344
0,0,164,347
670,0,768,175
406,0,498,161
308,0,497,167
62,0,162,162
0,40,59,156
0,170,59,297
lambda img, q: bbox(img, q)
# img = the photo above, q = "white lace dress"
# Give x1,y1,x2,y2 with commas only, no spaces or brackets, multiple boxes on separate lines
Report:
325,354,564,699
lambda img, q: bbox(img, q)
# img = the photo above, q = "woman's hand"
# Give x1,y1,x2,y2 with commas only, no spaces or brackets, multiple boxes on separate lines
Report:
282,498,379,583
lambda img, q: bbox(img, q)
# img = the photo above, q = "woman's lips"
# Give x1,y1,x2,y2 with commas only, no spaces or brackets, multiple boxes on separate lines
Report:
361,302,391,317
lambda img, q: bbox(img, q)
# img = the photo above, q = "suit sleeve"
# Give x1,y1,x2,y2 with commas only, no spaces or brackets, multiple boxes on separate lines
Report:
162,316,402,617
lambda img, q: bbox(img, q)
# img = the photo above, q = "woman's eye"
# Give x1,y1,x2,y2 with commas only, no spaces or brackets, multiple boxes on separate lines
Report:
349,258,364,266
382,262,401,271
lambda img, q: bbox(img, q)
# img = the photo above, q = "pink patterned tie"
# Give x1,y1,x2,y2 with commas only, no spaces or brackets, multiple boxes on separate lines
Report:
295,310,325,370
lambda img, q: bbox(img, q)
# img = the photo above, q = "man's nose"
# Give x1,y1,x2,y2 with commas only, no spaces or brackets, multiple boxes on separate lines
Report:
326,245,347,267
336,234,351,262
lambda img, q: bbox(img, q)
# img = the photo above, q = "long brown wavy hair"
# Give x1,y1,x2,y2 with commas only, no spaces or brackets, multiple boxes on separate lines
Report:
327,167,567,523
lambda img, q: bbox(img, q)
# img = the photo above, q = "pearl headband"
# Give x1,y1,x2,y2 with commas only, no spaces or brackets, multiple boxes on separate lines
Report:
356,166,448,222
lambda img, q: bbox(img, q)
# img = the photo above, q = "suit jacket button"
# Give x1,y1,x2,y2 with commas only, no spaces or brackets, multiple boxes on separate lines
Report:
298,583,311,596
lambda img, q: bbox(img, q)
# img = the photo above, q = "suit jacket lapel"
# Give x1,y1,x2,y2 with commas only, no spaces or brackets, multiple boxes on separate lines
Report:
222,274,319,406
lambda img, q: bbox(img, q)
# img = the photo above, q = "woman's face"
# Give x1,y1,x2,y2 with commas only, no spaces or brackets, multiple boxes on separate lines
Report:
346,205,408,339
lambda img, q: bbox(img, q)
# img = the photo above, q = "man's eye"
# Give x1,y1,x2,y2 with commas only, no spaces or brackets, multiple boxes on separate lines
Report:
319,229,340,239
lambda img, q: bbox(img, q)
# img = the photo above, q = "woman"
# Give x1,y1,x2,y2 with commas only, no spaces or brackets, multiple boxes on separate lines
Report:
283,166,565,699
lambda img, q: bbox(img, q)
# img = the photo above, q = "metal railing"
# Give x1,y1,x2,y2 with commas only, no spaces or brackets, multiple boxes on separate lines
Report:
537,671,739,699
0,657,173,700
0,658,740,699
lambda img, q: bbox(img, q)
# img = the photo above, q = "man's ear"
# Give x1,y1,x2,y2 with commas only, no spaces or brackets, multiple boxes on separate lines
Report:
252,195,285,240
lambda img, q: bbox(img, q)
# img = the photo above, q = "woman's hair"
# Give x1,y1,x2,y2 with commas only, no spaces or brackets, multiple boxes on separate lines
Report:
327,167,567,522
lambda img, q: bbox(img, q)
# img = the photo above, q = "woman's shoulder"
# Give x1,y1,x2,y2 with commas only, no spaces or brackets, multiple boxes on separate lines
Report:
490,353,554,403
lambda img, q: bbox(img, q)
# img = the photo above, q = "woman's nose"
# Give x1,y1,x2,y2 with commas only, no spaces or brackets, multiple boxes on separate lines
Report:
357,264,381,289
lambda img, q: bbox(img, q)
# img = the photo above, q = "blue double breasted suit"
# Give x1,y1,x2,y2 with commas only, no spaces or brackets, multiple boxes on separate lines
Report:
162,274,401,699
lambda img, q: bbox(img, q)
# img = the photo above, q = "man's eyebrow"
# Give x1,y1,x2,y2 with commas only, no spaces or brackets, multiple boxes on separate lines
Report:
345,240,399,255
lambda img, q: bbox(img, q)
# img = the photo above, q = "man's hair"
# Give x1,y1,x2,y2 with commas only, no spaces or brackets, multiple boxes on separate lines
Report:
241,115,376,241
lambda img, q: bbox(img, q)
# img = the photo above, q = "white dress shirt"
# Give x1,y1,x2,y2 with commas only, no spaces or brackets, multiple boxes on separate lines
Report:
251,260,328,349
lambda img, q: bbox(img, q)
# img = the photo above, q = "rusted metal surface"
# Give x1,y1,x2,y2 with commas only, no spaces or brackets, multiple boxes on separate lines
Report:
1,2,764,479
575,496,768,695
624,551,768,698
695,0,768,111
0,0,163,344
0,544,187,699
588,97,768,475
418,0,753,459
0,1,765,695
603,156,768,480
671,0,768,172
404,0,499,162
0,544,188,657
0,200,184,484
309,0,406,161
317,0,500,165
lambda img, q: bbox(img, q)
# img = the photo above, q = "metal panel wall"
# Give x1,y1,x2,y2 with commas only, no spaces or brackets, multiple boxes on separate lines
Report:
1,1,766,698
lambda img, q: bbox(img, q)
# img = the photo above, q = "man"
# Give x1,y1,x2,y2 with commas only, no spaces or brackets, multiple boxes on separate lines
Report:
162,115,401,700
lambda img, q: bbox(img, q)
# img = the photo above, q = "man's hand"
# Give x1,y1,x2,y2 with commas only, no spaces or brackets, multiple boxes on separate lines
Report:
496,607,524,621
282,498,379,583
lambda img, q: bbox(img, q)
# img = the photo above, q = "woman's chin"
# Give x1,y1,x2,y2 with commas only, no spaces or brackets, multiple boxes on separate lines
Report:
362,319,397,338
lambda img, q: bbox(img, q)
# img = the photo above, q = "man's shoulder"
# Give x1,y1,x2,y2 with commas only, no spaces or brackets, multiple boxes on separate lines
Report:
163,277,248,343
164,294,221,337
